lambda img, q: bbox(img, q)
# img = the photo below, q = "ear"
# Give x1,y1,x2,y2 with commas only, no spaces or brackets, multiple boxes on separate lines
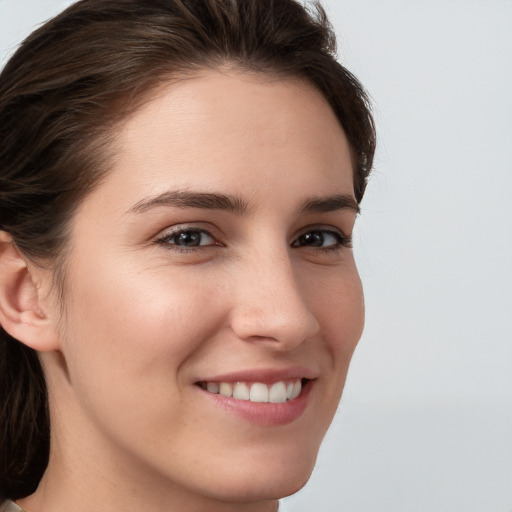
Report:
0,231,60,351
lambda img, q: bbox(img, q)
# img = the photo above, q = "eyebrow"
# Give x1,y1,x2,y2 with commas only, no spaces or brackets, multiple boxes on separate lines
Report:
128,190,249,215
300,194,360,215
128,190,359,215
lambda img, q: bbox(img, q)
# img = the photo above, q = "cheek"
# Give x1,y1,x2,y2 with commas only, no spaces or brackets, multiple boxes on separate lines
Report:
61,259,225,396
335,277,365,353
306,264,365,360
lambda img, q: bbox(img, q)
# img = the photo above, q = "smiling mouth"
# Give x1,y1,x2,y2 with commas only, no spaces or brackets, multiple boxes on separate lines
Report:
197,379,308,404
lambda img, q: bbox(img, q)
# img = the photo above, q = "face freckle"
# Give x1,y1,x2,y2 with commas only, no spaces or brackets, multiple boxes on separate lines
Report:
45,70,364,506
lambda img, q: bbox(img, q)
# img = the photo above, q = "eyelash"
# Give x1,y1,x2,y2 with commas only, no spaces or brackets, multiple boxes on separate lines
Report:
155,226,352,253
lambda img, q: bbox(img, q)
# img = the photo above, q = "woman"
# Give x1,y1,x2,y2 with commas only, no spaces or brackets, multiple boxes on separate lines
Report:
0,1,375,511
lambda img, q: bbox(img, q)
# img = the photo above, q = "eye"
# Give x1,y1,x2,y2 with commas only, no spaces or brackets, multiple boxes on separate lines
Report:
292,229,351,249
156,228,217,248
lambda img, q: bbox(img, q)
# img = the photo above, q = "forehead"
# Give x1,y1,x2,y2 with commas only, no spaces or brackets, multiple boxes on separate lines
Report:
84,71,354,216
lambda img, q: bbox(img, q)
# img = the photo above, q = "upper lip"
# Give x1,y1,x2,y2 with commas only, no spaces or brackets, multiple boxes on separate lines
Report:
196,366,318,384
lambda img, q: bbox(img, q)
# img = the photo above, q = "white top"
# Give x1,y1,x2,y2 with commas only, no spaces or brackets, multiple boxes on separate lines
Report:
1,500,288,511
0,501,23,512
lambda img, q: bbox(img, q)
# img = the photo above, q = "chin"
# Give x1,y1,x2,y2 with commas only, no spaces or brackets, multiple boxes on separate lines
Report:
213,470,313,504
201,444,319,503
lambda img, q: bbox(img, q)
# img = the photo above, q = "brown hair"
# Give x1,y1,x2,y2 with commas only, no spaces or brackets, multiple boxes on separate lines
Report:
0,0,375,500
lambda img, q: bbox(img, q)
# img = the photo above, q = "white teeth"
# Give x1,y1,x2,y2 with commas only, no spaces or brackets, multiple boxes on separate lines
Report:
269,381,287,403
286,382,294,399
219,382,233,397
250,382,269,402
203,379,304,403
290,380,302,400
207,382,219,394
233,382,250,400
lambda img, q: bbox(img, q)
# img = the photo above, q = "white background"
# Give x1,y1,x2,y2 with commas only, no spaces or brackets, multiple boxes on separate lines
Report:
1,1,511,511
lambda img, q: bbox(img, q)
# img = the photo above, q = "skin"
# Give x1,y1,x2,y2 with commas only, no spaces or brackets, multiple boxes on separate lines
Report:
13,71,364,512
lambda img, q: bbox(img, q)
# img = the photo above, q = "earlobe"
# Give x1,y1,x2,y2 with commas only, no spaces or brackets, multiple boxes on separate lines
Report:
0,231,59,351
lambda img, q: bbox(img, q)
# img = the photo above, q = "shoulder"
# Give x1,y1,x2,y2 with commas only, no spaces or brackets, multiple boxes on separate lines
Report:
0,501,23,512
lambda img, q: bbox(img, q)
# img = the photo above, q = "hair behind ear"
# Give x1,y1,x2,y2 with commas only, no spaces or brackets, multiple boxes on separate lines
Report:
0,329,50,501
0,235,52,499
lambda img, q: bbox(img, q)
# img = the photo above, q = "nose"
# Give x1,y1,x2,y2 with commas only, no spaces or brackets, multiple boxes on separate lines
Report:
228,250,320,351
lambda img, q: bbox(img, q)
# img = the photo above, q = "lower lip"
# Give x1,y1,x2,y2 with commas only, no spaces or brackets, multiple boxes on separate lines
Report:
196,380,313,426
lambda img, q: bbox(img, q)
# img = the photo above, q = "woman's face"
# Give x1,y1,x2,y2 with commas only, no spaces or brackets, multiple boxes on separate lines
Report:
45,71,364,506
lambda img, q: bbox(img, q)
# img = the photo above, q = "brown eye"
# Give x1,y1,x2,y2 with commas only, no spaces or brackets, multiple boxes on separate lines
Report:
292,230,346,249
158,229,216,248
